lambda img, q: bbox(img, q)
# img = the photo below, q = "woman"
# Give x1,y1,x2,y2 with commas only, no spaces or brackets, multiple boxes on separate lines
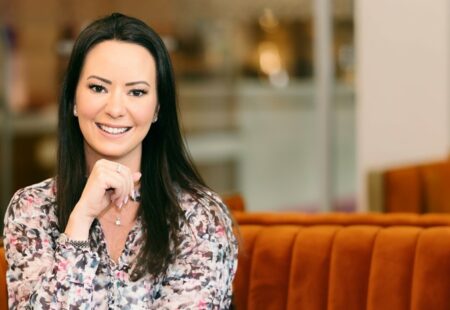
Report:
4,13,238,309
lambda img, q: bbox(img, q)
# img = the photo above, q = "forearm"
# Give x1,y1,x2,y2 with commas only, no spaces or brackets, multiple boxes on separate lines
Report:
7,238,100,309
64,203,95,241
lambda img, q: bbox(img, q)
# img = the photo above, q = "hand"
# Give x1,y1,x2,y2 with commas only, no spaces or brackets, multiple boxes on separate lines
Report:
75,159,141,221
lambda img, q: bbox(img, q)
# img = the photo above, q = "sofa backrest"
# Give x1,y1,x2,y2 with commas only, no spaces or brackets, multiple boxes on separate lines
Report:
233,213,450,310
383,160,450,213
234,211,450,227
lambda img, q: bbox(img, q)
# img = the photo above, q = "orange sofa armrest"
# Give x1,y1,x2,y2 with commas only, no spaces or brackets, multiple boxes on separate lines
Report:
223,194,246,213
0,246,7,310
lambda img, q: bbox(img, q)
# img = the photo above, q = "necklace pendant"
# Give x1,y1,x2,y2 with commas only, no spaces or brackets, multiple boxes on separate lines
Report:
115,217,121,226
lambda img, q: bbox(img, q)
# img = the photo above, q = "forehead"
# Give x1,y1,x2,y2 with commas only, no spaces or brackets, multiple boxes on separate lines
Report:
81,40,156,80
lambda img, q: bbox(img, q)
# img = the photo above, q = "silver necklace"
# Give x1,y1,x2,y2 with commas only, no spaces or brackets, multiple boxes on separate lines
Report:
115,189,141,226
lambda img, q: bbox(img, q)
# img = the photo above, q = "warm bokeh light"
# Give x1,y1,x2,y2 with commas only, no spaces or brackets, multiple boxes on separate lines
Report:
258,41,282,75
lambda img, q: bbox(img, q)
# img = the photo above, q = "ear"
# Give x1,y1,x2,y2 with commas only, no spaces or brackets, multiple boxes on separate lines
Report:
152,104,160,123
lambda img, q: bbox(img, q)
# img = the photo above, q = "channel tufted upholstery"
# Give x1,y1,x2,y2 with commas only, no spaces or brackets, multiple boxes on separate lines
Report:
232,212,450,310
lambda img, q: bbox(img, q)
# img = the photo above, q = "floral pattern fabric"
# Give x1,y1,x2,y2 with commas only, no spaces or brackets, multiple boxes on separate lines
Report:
3,178,238,309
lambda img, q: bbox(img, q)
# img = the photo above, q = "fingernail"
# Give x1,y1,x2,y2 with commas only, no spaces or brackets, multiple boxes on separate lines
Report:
117,201,123,209
131,190,136,200
124,196,128,205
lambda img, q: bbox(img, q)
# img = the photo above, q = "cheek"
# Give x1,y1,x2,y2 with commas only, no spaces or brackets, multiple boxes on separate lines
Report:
131,98,158,126
76,91,101,119
134,106,156,126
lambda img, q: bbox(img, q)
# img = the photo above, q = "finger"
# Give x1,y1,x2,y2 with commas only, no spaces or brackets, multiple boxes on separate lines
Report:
129,172,134,203
133,172,142,182
131,172,142,200
105,171,128,207
118,165,131,205
92,160,123,190
82,160,130,216
97,160,136,206
109,162,132,205
108,180,125,204
122,166,133,205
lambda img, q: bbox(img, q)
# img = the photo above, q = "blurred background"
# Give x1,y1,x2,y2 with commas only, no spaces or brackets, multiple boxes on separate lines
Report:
2,0,449,231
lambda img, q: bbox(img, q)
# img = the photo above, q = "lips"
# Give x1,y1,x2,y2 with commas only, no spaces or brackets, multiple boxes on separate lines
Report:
96,123,132,135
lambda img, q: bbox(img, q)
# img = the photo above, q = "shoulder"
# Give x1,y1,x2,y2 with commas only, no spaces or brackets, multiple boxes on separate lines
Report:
178,188,232,228
177,187,237,246
5,178,57,224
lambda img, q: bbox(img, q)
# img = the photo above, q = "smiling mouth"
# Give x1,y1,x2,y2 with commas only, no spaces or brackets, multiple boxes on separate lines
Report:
96,123,132,135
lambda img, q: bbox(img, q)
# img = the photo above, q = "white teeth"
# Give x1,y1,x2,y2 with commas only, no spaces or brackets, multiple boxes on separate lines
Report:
98,124,129,135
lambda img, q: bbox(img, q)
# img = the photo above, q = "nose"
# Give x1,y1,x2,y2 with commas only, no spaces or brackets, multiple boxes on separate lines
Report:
104,90,126,118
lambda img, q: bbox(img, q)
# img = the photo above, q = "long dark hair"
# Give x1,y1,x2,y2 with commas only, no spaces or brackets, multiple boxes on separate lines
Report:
56,12,207,277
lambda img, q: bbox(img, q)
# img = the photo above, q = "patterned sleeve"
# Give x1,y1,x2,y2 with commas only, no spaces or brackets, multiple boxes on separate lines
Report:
151,191,238,310
3,186,100,309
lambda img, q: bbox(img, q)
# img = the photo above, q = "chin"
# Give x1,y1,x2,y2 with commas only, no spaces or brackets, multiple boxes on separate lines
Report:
84,139,142,162
92,147,130,159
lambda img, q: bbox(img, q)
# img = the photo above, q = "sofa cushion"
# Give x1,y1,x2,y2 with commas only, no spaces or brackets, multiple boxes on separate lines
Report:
328,226,380,309
287,226,338,309
366,227,420,309
411,228,450,308
232,225,262,309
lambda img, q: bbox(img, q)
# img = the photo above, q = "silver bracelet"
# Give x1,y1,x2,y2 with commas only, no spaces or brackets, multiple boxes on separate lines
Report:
57,233,90,249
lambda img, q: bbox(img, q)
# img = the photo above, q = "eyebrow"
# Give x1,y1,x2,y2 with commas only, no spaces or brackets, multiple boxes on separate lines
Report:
125,81,150,87
87,75,150,87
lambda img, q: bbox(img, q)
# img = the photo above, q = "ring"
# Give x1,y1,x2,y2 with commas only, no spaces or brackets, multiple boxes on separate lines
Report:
116,164,122,173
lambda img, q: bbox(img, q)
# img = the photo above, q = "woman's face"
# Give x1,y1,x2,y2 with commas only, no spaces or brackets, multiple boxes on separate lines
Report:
75,40,158,167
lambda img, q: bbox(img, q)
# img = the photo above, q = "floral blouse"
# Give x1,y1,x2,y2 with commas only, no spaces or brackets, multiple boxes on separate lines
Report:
3,178,238,309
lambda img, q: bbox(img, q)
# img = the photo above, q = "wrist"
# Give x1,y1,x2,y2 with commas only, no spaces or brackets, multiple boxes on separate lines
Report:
65,205,94,241
72,202,96,222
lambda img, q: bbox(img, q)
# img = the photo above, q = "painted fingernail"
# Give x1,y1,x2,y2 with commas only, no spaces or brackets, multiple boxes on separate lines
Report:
117,201,123,209
131,190,136,200
124,196,128,205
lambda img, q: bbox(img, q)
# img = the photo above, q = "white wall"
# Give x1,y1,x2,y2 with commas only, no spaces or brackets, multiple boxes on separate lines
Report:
356,0,450,211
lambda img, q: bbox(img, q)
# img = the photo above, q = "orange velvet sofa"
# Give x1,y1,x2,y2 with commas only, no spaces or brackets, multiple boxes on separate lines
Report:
232,212,450,310
3,212,450,310
379,159,450,213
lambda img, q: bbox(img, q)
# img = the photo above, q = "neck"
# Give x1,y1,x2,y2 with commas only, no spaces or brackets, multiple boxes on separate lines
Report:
99,200,140,227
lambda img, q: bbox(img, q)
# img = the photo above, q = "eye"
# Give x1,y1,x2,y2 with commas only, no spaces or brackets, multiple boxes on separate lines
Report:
129,89,148,97
88,84,107,93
